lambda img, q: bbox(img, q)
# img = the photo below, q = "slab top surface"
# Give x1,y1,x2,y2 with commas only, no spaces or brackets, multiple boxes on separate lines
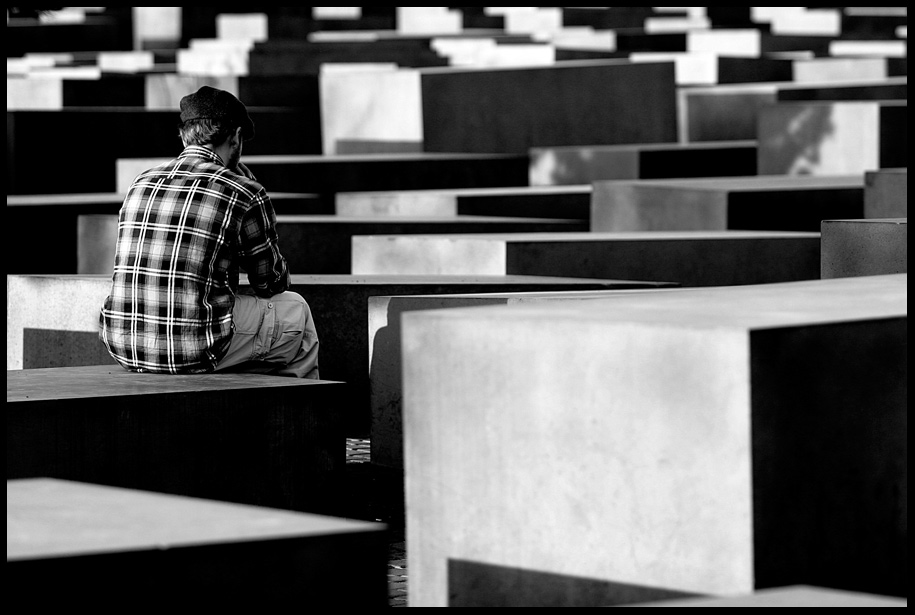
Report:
336,185,592,198
405,274,906,331
352,230,821,242
8,478,383,561
531,140,758,153
594,174,863,190
824,218,907,224
276,215,583,224
248,152,528,163
630,585,906,607
7,365,340,403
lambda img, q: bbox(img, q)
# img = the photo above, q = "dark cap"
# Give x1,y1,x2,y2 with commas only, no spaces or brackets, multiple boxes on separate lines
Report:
179,86,255,141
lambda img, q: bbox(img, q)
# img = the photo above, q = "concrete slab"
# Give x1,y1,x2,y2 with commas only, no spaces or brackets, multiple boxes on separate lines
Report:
336,185,591,220
865,168,907,219
145,73,322,109
758,32,834,56
7,274,669,437
133,7,181,51
351,230,822,287
528,141,757,186
7,74,147,109
8,365,348,515
715,56,793,83
829,39,907,57
840,8,908,40
776,76,908,102
821,218,907,278
77,214,117,276
757,100,908,175
560,7,654,29
674,74,906,143
116,152,531,195
626,51,717,86
176,39,252,77
7,109,322,195
434,39,555,68
144,73,238,109
276,216,588,275
7,8,132,56
320,65,424,155
6,192,326,275
792,57,893,82
631,586,907,608
368,288,679,468
77,211,585,276
401,274,907,605
590,175,863,232
6,274,112,371
8,478,388,605
420,60,678,153
321,60,678,154
248,38,446,79
677,82,779,142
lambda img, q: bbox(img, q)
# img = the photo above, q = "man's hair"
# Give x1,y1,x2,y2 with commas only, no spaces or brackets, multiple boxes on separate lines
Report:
179,119,236,147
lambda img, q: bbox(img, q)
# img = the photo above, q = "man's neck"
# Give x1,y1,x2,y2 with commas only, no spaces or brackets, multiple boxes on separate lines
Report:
205,143,232,168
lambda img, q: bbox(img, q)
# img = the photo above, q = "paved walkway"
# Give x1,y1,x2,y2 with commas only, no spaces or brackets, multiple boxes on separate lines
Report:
345,438,407,607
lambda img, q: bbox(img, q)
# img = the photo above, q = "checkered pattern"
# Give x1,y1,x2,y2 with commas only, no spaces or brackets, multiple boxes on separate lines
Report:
99,146,289,374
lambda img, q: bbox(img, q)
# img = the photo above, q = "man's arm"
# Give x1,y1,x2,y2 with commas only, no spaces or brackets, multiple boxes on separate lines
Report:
237,191,290,297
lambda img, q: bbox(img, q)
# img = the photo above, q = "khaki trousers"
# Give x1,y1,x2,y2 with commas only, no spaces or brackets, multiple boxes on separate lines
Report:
214,290,320,379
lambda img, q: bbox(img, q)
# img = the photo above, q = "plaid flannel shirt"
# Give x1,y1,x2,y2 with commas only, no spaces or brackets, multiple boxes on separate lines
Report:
99,146,290,373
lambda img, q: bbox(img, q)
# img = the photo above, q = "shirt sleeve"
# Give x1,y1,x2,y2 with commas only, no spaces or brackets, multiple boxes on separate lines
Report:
237,190,290,298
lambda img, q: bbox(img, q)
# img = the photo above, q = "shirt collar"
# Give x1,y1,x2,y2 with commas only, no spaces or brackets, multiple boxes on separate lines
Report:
179,145,225,167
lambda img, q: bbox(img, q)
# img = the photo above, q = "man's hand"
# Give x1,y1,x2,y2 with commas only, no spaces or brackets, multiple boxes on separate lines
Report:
235,161,256,180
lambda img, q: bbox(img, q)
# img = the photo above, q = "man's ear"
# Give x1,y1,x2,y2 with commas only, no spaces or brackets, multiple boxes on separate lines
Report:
227,127,241,147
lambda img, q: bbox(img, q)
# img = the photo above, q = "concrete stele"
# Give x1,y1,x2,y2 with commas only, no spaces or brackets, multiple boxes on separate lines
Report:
865,168,907,219
631,585,906,608
757,101,889,175
319,65,422,155
590,174,863,232
350,230,822,287
401,274,907,606
821,218,907,279
335,185,591,219
367,287,679,468
7,274,112,370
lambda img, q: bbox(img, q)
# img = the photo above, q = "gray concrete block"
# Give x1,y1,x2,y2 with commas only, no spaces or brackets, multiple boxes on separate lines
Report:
401,274,907,605
865,168,907,219
8,366,348,515
116,152,531,195
75,214,588,275
676,83,778,142
6,192,325,275
631,585,907,607
368,288,679,468
591,175,863,232
8,478,388,606
336,185,591,220
421,60,678,153
821,218,907,278
676,79,907,145
528,141,758,186
321,60,678,154
351,230,822,287
757,101,907,175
